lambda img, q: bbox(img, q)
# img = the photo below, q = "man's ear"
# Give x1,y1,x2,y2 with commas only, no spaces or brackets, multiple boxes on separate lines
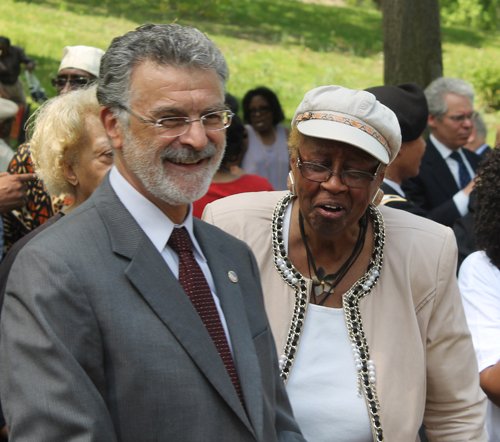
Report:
63,164,78,188
101,106,123,150
428,114,438,129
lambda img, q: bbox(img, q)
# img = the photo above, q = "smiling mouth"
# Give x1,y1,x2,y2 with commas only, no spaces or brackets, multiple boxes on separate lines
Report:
168,158,207,165
320,204,344,212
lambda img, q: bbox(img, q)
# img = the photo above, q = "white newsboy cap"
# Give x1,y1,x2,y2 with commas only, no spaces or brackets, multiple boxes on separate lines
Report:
0,98,19,123
58,45,105,78
292,85,402,164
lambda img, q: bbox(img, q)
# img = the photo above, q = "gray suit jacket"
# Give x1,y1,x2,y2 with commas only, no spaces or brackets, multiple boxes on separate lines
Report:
0,175,304,442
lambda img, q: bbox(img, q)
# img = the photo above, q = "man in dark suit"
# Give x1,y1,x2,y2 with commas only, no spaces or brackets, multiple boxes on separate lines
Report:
402,77,481,226
0,24,305,442
365,82,429,218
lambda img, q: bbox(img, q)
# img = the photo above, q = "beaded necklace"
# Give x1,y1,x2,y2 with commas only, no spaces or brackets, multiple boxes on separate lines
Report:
272,192,385,442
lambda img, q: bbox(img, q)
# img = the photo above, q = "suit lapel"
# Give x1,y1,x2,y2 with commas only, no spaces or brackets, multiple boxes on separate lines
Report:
194,220,264,439
93,177,255,436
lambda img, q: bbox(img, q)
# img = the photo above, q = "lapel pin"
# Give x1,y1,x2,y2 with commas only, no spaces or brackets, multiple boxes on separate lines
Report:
228,271,238,283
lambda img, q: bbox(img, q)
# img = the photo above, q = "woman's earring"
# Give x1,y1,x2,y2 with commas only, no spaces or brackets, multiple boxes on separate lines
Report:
287,171,296,196
371,188,384,207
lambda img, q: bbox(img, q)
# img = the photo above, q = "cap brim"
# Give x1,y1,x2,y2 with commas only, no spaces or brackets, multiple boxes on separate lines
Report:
297,119,390,164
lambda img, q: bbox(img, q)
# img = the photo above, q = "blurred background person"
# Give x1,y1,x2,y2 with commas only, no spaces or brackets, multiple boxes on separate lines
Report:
464,112,491,160
1,44,105,255
0,99,17,172
459,146,500,442
52,45,105,95
402,77,481,227
365,82,429,218
0,98,20,258
0,37,35,105
193,113,274,218
241,86,290,190
0,84,113,439
205,85,487,441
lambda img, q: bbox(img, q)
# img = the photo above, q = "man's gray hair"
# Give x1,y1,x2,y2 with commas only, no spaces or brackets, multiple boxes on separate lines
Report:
424,77,474,119
97,23,229,111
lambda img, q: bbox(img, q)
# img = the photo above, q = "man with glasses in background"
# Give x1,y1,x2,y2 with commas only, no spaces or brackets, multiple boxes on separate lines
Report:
51,45,105,94
402,77,481,226
1,45,105,254
0,24,305,442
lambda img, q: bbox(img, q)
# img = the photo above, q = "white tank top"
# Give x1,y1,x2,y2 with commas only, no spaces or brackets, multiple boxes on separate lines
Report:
286,305,373,442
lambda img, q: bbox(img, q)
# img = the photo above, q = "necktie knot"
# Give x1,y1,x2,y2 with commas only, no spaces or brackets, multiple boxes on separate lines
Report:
450,151,464,164
167,227,193,254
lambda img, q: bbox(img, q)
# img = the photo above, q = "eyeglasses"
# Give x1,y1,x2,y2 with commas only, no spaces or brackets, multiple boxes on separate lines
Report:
444,111,478,124
51,77,93,88
296,156,380,189
118,105,234,138
249,106,271,116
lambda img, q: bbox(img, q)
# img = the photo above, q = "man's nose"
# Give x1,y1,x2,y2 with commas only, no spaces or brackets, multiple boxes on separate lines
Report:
59,81,72,95
177,120,208,151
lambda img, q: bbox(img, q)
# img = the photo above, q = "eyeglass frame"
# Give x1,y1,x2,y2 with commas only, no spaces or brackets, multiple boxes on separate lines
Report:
117,104,234,138
51,76,94,88
443,111,478,124
296,154,381,189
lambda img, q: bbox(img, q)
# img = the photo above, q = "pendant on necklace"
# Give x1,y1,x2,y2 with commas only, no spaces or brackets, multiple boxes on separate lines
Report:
311,276,334,297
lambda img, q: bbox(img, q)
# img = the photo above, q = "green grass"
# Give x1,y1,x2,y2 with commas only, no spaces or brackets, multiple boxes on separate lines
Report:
1,0,499,146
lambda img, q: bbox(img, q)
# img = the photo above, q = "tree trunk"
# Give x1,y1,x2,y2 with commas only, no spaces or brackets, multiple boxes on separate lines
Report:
381,0,443,89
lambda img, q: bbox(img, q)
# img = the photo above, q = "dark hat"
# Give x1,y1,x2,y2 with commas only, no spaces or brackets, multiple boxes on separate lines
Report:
364,82,428,143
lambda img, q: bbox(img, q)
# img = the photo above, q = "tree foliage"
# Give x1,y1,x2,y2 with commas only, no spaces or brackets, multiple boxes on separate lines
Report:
440,0,499,30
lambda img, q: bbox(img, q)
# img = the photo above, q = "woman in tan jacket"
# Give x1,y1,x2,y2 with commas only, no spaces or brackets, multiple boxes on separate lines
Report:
203,85,487,442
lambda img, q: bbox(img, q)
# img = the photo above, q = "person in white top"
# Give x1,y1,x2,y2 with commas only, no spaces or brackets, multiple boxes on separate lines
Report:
459,146,500,442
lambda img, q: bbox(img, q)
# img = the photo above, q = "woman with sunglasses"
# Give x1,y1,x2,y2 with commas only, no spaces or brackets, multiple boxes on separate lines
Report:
204,85,487,441
241,86,290,190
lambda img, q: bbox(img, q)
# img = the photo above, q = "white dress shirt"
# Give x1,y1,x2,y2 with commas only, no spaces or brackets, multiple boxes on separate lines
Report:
430,134,474,216
109,166,233,350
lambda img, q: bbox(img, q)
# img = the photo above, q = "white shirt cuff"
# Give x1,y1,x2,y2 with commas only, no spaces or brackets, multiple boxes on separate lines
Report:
453,191,469,217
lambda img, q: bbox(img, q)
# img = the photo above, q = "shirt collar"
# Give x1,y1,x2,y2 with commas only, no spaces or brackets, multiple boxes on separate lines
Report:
430,134,464,159
109,166,206,260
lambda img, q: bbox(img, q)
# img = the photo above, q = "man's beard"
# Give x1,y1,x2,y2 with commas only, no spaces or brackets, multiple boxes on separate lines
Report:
121,128,224,206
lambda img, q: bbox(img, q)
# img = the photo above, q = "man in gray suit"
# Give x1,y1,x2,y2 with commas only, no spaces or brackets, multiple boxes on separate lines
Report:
0,24,305,442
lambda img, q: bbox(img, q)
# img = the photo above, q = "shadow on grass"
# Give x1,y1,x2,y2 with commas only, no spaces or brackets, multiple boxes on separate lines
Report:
441,26,488,47
14,0,491,56
15,0,385,56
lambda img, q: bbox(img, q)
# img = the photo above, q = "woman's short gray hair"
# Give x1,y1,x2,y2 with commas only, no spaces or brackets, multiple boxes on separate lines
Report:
30,84,100,196
424,77,474,119
97,23,229,115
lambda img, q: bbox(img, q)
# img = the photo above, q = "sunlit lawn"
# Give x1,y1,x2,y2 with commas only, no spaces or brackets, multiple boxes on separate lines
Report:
1,0,499,145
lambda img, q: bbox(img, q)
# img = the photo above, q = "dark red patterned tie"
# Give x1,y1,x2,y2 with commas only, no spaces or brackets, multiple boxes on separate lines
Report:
167,227,246,409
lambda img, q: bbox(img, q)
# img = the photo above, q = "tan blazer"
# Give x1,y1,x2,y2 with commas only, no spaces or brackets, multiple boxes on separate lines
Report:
203,190,487,442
